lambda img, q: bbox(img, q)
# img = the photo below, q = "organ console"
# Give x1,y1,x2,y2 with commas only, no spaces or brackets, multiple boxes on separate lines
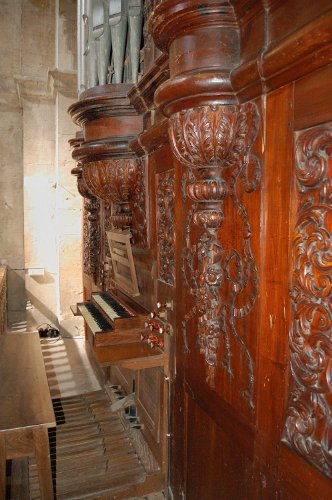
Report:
77,291,150,346
69,1,332,498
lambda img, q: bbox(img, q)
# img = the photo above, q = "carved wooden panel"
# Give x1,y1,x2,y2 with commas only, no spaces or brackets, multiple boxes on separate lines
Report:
156,169,175,286
283,124,332,479
131,158,147,249
169,103,260,408
83,197,101,284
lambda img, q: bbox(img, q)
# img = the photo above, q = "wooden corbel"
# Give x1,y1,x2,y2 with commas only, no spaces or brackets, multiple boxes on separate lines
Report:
151,0,261,404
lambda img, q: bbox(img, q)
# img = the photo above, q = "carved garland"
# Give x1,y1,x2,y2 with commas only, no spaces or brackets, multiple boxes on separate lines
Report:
82,197,101,282
74,168,101,283
283,125,332,479
169,103,260,407
157,170,176,285
131,158,147,248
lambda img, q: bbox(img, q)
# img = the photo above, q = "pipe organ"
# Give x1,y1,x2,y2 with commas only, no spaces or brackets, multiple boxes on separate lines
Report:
78,0,143,92
69,1,332,498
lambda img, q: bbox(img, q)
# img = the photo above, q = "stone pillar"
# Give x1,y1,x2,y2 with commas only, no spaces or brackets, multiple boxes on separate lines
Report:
0,1,25,328
0,0,83,336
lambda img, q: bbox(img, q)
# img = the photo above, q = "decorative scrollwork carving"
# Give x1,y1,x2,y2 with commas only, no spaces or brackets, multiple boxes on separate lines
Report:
169,103,260,408
157,170,175,286
283,124,332,479
131,158,147,248
72,163,102,284
83,197,101,283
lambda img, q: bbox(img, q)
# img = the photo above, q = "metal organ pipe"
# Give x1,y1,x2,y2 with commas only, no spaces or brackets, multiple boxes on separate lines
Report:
77,0,143,93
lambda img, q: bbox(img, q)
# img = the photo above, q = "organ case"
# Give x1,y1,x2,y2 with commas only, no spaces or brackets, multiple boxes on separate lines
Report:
69,1,332,499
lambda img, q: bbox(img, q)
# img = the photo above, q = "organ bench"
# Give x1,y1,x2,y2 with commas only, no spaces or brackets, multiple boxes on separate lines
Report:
0,332,55,499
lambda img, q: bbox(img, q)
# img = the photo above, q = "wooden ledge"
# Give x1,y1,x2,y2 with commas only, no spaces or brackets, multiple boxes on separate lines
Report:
94,342,167,371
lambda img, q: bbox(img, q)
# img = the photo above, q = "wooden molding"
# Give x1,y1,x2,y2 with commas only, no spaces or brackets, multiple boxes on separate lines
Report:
133,118,169,156
150,1,238,52
71,136,137,164
233,6,332,101
155,71,237,117
68,83,138,127
128,53,169,114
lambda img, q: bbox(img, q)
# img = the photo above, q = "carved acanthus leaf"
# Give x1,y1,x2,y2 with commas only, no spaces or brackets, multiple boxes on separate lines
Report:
82,158,147,243
169,103,260,407
169,103,259,170
283,124,332,479
83,159,138,204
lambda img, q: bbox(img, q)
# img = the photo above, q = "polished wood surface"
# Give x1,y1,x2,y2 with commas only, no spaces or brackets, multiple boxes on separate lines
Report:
0,333,55,432
78,290,150,347
69,1,332,497
28,390,161,499
0,332,55,499
94,342,166,370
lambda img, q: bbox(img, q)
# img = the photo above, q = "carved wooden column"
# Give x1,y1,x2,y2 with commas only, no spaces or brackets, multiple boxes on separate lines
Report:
70,133,101,285
151,1,261,395
69,84,147,247
169,103,260,395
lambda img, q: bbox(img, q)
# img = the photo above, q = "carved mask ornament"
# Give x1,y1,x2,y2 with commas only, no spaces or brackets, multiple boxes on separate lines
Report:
169,103,260,408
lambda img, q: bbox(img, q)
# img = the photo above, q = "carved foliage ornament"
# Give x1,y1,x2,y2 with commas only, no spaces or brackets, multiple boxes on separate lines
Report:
283,125,332,479
83,197,101,282
131,158,147,248
82,158,147,247
169,103,260,408
83,158,138,205
77,172,95,200
157,170,176,286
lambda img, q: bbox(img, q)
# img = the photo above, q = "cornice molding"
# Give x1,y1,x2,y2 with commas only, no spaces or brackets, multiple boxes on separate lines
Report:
15,69,77,104
128,53,169,114
130,118,169,156
71,136,137,164
150,1,238,52
149,2,332,106
68,83,139,127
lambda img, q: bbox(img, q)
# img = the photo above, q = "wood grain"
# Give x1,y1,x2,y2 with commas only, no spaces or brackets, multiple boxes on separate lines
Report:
28,390,162,499
68,1,332,497
0,332,55,499
0,333,55,431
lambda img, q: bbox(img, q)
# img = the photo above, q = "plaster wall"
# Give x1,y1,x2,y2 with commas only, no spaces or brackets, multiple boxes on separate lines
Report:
0,0,25,325
0,0,83,336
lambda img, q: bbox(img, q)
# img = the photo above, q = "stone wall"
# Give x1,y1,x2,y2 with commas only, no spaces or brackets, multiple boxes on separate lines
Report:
0,0,25,327
0,0,84,336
